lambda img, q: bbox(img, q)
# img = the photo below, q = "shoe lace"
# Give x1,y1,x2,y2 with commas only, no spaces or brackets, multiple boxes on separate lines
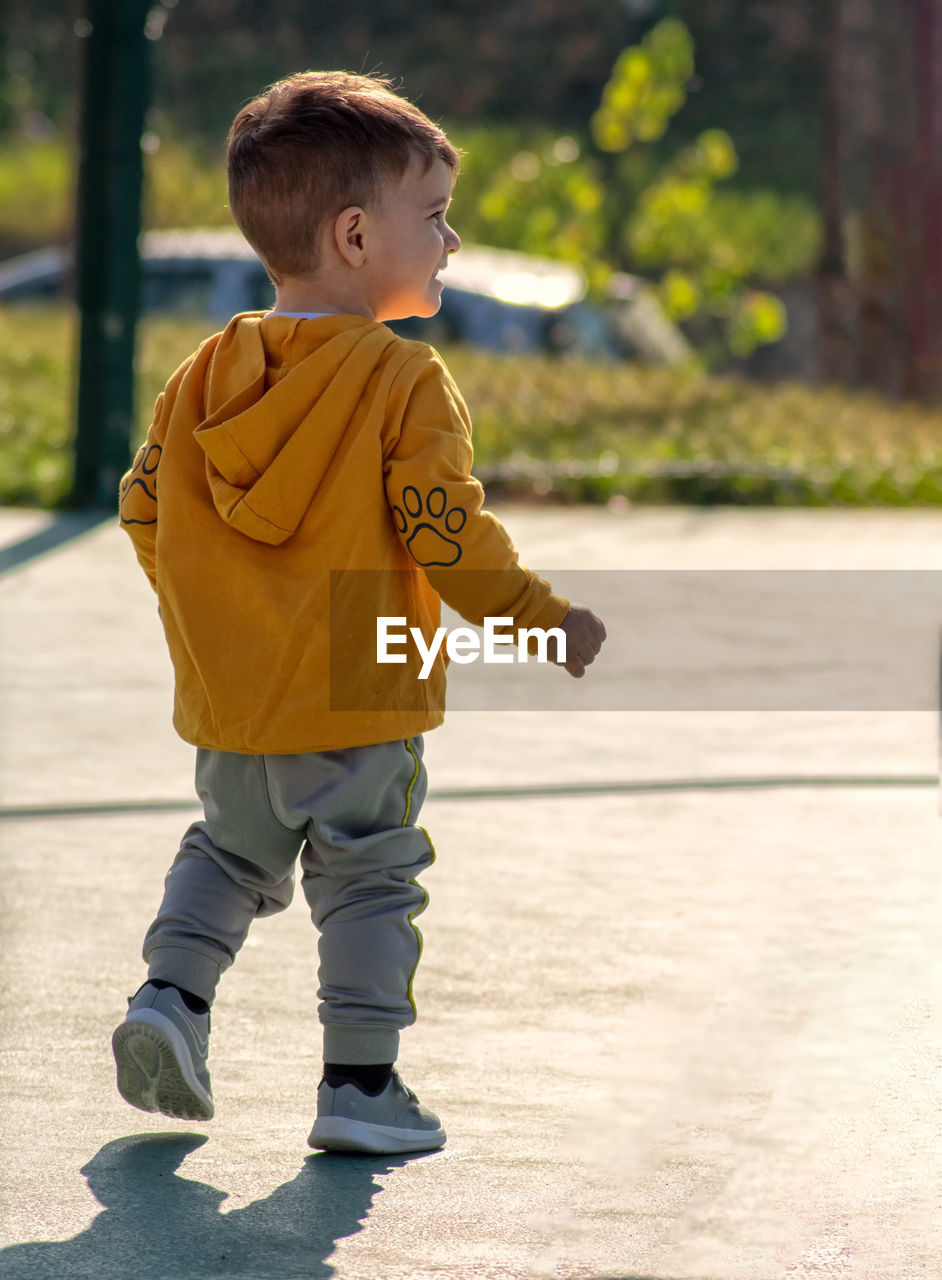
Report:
392,1070,418,1104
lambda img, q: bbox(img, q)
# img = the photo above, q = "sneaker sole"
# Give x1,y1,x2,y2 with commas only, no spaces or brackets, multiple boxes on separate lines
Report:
112,1013,214,1122
308,1116,446,1155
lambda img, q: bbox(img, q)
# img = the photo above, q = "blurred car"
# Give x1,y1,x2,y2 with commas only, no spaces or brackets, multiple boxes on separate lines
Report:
0,228,689,364
0,229,273,318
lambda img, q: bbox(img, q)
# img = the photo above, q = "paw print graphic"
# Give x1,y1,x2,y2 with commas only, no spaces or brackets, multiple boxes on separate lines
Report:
119,443,161,526
393,486,467,567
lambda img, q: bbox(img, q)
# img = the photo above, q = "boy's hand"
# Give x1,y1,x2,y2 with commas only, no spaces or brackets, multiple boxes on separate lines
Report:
550,606,606,678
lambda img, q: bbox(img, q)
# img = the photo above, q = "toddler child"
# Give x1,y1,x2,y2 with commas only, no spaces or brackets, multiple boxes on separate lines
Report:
112,70,605,1154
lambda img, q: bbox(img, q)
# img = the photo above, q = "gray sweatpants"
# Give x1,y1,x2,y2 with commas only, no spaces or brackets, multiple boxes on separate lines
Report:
142,737,434,1065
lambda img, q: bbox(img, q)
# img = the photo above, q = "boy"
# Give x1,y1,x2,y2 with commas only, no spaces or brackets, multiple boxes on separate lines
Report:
112,70,605,1155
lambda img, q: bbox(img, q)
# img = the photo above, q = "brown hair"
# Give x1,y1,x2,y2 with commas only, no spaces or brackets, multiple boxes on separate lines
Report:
227,71,460,280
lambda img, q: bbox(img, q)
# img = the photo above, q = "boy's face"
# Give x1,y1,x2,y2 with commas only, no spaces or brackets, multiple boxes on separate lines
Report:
364,155,460,322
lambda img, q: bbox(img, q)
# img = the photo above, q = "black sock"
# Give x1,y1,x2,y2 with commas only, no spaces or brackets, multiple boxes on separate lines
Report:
147,978,210,1016
323,1062,394,1095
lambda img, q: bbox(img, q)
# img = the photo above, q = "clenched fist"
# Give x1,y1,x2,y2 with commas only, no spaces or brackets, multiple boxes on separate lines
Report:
549,605,607,678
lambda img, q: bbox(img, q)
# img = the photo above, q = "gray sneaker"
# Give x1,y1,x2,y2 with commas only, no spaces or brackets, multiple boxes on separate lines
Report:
111,983,214,1121
308,1070,446,1154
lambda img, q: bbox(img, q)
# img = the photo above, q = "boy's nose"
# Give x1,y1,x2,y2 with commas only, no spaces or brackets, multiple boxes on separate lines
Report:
445,224,461,254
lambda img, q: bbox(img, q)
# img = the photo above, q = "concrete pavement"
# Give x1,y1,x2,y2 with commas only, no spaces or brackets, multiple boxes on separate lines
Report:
0,503,940,1279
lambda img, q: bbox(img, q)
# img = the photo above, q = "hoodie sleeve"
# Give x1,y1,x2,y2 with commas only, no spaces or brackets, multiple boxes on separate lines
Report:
118,356,192,590
383,349,569,631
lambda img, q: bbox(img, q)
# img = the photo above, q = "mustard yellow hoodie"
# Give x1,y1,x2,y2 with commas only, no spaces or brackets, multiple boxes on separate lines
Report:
119,313,569,752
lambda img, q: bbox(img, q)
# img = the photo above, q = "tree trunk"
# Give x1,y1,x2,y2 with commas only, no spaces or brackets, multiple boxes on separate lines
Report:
816,0,852,386
899,0,942,403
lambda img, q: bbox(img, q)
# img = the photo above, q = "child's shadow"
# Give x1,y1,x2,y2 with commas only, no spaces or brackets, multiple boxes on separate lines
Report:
0,1131,414,1279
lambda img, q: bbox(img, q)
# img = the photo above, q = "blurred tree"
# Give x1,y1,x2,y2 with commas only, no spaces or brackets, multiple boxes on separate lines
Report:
815,0,942,403
897,0,942,403
124,0,629,150
1,0,821,194
0,0,827,370
659,0,822,193
816,0,850,388
456,19,788,362
0,0,80,139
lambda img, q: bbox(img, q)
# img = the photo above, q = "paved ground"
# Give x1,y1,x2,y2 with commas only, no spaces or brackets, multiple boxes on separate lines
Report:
0,503,940,1280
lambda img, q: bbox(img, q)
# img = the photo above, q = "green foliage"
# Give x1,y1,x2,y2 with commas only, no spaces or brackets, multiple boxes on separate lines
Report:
449,127,612,291
624,126,789,354
0,132,234,253
454,18,813,363
592,20,785,358
0,0,824,195
628,130,740,279
452,345,942,506
144,137,231,230
3,308,942,510
0,17,821,370
0,307,224,506
685,189,822,284
0,306,74,505
728,292,788,357
0,138,70,250
591,18,695,151
448,121,820,294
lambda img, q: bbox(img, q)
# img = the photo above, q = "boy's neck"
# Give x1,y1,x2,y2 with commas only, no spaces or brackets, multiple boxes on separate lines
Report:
271,274,374,321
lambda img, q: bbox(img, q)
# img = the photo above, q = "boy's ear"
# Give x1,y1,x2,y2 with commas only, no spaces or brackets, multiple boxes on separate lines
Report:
334,206,366,267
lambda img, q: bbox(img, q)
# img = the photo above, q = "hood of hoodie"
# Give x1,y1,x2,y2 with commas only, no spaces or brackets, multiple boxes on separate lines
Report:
193,313,399,545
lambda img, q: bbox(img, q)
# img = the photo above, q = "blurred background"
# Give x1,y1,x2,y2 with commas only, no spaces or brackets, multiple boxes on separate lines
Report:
1,0,941,509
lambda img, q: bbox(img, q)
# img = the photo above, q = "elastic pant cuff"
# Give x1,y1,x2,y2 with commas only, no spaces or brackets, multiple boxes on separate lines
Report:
145,945,222,1005
322,1024,400,1065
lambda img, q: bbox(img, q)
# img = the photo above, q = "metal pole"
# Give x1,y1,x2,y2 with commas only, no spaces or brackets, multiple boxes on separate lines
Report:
71,0,151,509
